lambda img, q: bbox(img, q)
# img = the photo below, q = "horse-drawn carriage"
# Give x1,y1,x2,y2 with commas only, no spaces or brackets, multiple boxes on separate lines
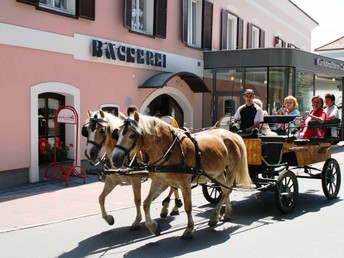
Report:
82,110,341,239
203,115,341,213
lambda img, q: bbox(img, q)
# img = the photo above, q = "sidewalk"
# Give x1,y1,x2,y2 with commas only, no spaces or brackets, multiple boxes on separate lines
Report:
1,143,343,233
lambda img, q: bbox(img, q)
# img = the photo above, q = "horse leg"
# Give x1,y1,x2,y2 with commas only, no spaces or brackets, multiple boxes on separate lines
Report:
170,188,183,216
160,187,182,218
208,189,228,227
160,187,173,218
99,175,119,225
179,185,194,240
130,177,142,231
144,181,168,236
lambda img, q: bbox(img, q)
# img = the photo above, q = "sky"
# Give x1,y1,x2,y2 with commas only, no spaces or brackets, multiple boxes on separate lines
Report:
291,0,344,51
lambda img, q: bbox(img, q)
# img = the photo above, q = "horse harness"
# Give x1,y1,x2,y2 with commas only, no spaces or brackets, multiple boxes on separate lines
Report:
117,118,231,190
82,115,110,153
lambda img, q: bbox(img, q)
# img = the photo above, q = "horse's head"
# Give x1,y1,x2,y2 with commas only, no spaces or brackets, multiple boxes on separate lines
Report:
82,110,118,164
110,112,143,168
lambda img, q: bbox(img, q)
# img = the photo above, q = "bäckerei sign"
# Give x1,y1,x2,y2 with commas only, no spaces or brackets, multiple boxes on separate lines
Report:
92,39,166,68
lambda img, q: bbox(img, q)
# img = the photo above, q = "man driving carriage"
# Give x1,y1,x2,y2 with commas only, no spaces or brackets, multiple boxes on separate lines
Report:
234,89,264,132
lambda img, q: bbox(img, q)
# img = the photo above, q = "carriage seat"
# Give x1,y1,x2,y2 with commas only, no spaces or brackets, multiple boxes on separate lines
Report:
259,135,295,143
262,115,299,124
306,118,341,143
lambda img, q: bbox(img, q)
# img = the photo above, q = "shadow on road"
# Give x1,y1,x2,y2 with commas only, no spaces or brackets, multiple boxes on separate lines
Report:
58,186,342,258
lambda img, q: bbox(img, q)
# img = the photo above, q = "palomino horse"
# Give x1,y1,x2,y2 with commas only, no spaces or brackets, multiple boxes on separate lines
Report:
111,112,252,239
82,110,181,230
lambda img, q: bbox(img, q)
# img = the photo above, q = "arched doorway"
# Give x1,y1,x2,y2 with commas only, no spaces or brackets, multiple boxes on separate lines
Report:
146,94,184,126
30,82,81,183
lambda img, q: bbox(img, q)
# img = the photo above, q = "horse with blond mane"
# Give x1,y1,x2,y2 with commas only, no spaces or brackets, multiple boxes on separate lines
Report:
111,112,252,239
82,110,182,230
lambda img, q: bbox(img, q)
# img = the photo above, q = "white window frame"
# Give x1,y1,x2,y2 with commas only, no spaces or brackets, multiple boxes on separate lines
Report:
187,0,202,47
99,104,120,117
131,0,154,35
39,0,76,15
251,25,260,49
226,13,237,50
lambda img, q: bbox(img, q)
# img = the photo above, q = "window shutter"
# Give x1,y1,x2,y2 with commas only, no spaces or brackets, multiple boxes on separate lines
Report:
237,17,244,49
155,0,167,38
247,23,252,48
16,0,37,5
220,10,227,50
181,0,188,44
259,29,265,48
123,0,132,29
202,0,213,50
79,0,95,20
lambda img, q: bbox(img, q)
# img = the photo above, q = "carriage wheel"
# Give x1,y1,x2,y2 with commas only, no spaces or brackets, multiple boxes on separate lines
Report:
202,184,223,204
322,158,341,199
275,169,298,214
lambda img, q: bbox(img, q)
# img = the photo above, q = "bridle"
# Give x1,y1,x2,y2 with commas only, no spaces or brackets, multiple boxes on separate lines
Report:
114,118,141,163
82,116,110,161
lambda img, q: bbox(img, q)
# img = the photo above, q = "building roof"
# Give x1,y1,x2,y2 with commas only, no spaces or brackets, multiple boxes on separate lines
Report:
315,36,344,51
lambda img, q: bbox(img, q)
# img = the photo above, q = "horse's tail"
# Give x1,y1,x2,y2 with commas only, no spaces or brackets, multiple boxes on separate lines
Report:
233,134,252,189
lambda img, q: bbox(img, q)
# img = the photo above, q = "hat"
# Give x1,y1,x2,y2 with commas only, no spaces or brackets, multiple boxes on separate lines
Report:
244,89,255,95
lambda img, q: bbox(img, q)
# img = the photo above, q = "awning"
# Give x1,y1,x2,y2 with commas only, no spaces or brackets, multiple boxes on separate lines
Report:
139,72,210,93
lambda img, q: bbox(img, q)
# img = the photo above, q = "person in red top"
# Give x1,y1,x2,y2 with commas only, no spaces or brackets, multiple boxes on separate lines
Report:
301,95,327,139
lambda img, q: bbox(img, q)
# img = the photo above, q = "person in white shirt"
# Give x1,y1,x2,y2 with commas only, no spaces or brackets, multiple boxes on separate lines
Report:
234,89,264,132
324,93,340,137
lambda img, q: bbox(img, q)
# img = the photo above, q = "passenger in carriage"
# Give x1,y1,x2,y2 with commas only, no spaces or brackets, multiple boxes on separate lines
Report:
234,89,264,132
253,98,277,136
275,96,300,134
324,93,340,137
301,95,327,139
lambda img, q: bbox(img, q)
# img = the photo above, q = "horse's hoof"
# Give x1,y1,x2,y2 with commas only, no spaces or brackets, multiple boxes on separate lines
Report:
208,220,218,227
107,216,115,226
175,199,183,208
170,210,179,216
154,224,161,236
130,224,141,231
180,233,193,240
160,212,168,218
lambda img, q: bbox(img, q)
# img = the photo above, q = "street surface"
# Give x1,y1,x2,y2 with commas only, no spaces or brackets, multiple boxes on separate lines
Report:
0,145,344,257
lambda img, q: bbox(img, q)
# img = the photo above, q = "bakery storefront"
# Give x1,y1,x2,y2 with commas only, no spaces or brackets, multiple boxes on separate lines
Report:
203,48,344,133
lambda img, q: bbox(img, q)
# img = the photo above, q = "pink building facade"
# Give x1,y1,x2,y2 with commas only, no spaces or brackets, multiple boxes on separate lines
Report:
0,0,335,187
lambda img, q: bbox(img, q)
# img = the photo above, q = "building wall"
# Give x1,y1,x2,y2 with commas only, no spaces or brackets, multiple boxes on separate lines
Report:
0,0,317,187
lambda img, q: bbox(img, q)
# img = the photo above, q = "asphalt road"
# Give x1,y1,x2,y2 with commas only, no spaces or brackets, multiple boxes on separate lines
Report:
1,145,344,257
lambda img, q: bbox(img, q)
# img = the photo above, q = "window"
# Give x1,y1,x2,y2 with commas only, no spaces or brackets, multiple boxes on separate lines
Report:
247,23,265,49
182,0,213,50
100,104,120,117
38,93,65,142
16,0,95,20
221,10,243,50
124,0,167,38
274,36,285,48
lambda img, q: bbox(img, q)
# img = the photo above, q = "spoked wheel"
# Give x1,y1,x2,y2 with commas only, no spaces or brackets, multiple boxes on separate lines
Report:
322,158,341,199
202,184,223,204
275,169,298,214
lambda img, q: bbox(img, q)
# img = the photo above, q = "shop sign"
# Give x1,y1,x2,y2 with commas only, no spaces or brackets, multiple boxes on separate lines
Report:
316,58,344,71
92,39,166,68
57,108,77,124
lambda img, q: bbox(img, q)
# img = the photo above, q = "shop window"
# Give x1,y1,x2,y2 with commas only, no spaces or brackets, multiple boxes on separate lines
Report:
221,10,243,50
100,104,120,117
16,0,95,20
124,0,167,38
315,75,342,118
38,92,65,144
247,23,265,49
182,0,213,50
295,71,315,114
268,67,294,114
245,67,267,107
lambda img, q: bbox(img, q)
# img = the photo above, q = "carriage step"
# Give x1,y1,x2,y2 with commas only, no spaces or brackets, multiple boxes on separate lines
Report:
256,182,276,192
